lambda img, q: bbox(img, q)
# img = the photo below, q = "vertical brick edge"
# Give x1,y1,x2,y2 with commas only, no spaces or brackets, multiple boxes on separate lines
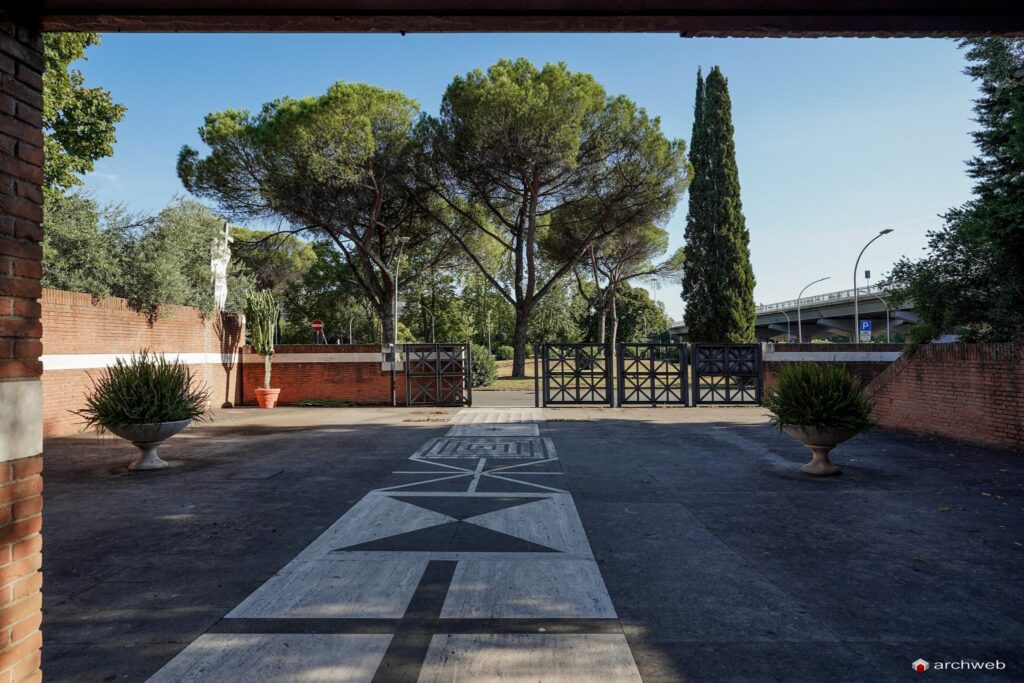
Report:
0,19,44,683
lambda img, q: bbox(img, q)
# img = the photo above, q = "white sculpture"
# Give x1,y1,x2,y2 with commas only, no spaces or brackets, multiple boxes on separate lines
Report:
211,220,233,310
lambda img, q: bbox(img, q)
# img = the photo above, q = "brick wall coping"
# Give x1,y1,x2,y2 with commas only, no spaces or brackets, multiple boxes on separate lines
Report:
764,350,902,362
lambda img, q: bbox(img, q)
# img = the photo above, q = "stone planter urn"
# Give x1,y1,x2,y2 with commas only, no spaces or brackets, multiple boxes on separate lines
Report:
781,425,858,476
106,419,192,470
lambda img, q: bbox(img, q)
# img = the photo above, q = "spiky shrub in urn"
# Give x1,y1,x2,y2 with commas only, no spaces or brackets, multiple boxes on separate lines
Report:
246,289,280,408
75,351,211,470
763,363,875,476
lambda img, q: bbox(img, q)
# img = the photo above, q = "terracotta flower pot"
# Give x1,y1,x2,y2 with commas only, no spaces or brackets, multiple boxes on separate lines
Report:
782,425,859,476
255,387,281,409
106,419,192,470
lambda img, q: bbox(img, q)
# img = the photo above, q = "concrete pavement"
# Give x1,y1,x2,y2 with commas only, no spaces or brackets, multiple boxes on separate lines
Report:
41,404,1024,681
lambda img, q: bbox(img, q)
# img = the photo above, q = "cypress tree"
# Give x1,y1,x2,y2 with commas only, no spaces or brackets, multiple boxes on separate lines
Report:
681,69,710,336
681,66,756,342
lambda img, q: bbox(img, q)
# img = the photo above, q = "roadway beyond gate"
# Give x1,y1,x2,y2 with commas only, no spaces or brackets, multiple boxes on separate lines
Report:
536,343,761,407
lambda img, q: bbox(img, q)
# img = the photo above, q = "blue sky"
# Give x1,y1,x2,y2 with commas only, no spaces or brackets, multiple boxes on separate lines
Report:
78,34,980,320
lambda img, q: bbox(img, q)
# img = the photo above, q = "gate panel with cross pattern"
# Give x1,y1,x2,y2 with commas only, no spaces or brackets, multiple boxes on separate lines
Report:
616,343,689,406
691,343,762,405
404,343,472,406
539,343,613,406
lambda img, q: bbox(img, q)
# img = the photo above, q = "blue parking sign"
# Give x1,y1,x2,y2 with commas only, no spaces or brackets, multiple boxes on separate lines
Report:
859,319,872,342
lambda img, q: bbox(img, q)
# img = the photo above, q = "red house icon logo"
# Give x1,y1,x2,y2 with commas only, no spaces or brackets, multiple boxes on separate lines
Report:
913,659,929,672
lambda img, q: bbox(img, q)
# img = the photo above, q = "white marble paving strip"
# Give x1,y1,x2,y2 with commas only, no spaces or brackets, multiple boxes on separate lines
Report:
418,634,642,683
441,559,617,619
410,437,556,461
228,557,428,619
148,634,392,683
465,493,592,556
446,423,541,437
449,408,546,424
285,495,454,567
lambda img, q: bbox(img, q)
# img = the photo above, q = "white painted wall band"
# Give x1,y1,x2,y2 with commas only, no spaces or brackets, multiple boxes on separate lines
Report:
42,352,239,371
764,351,902,362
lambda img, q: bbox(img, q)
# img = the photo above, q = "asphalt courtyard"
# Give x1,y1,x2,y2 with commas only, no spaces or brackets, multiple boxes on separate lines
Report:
40,400,1024,682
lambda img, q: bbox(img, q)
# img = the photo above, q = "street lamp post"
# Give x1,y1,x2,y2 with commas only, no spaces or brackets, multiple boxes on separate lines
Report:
779,309,791,341
870,291,891,343
391,236,411,406
797,276,831,343
853,229,893,345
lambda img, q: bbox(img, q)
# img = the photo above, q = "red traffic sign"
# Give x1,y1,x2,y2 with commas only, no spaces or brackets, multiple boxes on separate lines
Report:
311,320,324,331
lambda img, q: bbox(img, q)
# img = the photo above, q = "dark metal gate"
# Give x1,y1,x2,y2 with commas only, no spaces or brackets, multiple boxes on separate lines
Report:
539,343,613,406
691,344,762,405
617,343,689,406
404,343,472,406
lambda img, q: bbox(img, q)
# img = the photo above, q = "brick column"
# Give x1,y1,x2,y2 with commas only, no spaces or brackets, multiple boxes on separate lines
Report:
0,19,45,683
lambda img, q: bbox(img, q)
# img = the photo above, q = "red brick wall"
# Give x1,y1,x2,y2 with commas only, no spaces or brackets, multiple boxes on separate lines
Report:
866,343,1024,452
0,21,43,383
40,289,245,436
241,344,408,406
0,20,44,683
763,344,903,392
0,456,42,683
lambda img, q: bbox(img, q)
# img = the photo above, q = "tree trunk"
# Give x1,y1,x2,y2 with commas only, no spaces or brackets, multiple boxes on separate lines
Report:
597,309,607,344
381,307,396,349
511,306,530,378
264,355,272,390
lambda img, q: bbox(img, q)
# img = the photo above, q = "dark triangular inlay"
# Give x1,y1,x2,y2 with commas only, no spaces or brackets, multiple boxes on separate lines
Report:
333,521,559,553
390,495,546,520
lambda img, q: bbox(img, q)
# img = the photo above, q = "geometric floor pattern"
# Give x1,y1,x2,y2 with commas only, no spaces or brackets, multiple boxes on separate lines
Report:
147,407,641,682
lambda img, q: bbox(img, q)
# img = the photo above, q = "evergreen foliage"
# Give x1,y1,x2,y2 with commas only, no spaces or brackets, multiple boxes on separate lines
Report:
885,39,1024,342
75,351,211,430
763,363,875,432
470,344,498,387
681,67,756,343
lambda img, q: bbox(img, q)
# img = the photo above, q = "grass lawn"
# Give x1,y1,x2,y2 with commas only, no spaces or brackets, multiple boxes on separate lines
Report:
479,358,538,391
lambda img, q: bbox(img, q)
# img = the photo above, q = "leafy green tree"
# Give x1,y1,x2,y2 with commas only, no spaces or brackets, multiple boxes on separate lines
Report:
557,220,683,352
526,277,586,346
229,227,317,294
178,82,457,344
422,59,689,376
118,199,254,317
279,242,382,344
41,192,128,296
681,67,756,343
581,283,669,343
885,39,1024,342
461,272,516,349
403,269,474,343
43,34,126,192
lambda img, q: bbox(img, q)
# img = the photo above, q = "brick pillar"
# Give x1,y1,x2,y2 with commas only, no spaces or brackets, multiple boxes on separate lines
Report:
0,19,45,683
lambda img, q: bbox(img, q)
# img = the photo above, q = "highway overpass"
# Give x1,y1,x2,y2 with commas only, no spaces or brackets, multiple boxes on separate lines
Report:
670,285,916,342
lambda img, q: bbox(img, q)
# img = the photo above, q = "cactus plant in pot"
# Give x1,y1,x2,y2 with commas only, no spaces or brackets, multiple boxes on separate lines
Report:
246,289,280,408
763,363,875,476
75,351,211,470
